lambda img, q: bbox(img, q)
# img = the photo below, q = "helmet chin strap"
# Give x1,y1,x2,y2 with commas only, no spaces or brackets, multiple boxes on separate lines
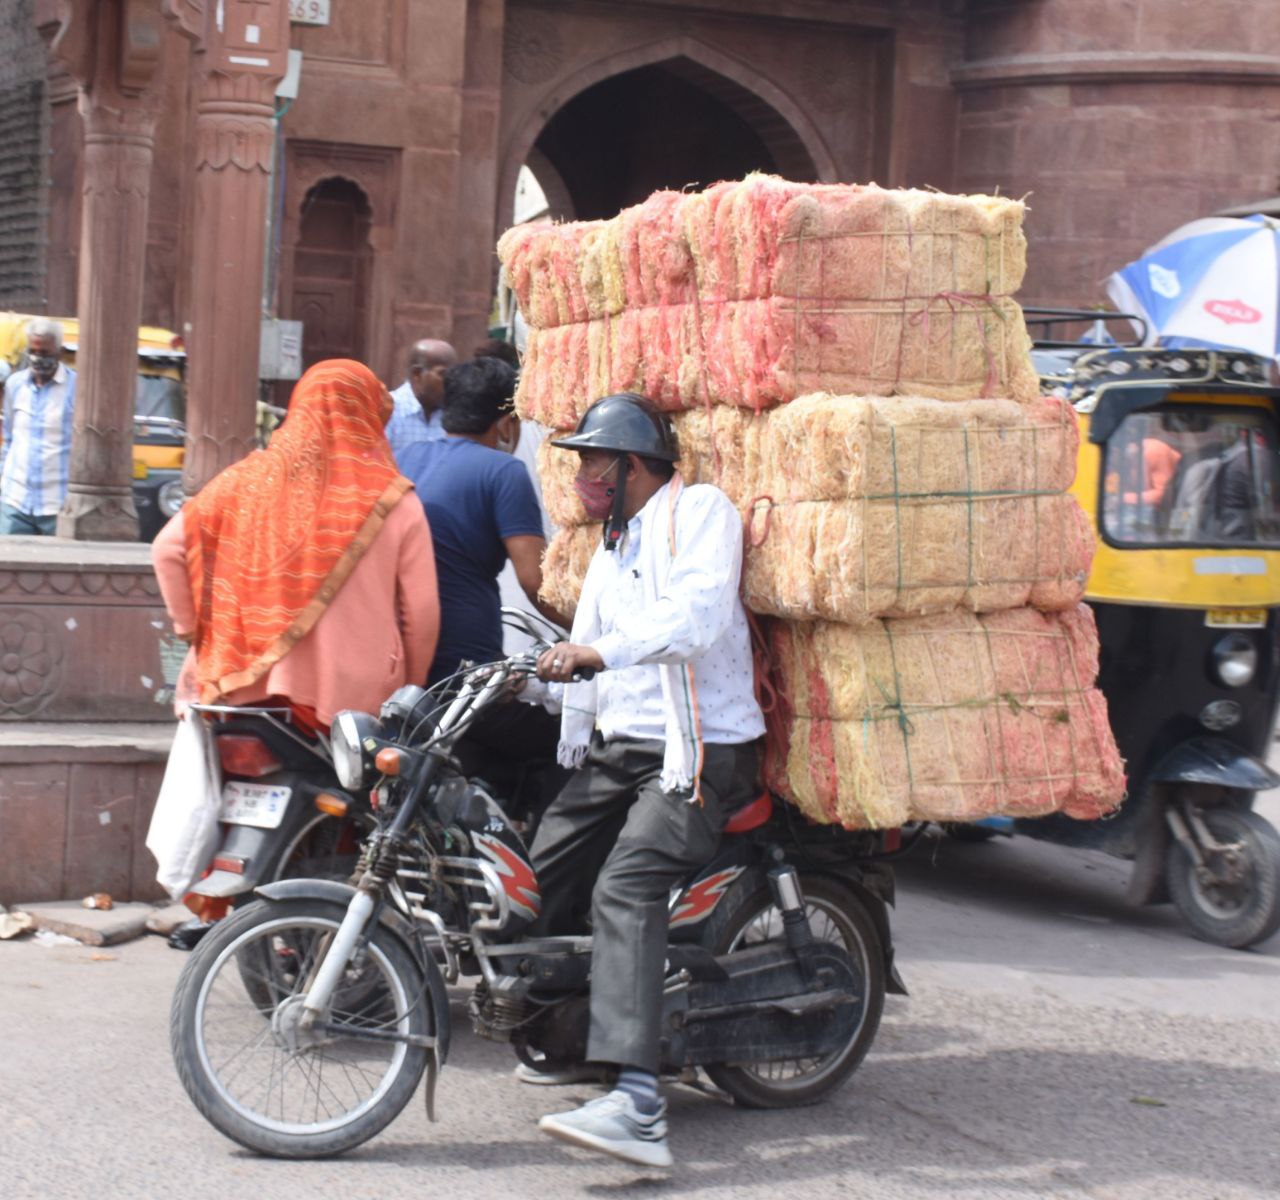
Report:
603,452,629,551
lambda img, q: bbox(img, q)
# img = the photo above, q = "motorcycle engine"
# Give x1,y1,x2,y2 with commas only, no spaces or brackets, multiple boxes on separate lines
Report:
432,774,541,937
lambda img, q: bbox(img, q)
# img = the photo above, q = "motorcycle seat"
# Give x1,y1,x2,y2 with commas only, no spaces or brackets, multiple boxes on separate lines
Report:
723,791,773,835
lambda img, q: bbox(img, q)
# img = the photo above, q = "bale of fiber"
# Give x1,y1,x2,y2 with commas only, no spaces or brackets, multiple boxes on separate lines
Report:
513,294,1039,426
681,176,1027,304
742,491,1092,624
537,394,1075,527
763,393,1078,504
763,607,1125,829
499,177,1030,328
539,524,600,613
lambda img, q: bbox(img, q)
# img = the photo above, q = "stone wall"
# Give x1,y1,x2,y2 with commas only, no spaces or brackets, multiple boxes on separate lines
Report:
0,540,177,905
954,0,1280,307
0,0,48,312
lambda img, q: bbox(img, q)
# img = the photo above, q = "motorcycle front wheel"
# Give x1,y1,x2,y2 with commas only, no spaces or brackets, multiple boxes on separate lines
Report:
171,898,429,1158
698,874,885,1108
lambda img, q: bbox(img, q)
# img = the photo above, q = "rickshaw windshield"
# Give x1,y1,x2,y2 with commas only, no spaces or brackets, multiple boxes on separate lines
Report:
1102,405,1280,549
134,374,185,423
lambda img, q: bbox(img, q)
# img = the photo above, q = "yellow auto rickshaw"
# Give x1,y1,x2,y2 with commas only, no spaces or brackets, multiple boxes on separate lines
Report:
0,313,187,539
1006,328,1280,948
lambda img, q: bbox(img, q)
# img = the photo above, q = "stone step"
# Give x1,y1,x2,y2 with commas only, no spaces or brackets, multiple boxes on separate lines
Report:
13,900,157,946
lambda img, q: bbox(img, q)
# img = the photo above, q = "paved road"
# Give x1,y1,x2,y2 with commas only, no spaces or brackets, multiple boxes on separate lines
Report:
2,794,1278,1200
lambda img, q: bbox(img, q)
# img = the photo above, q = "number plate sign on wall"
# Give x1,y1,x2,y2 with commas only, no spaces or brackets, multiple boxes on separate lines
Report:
289,0,331,26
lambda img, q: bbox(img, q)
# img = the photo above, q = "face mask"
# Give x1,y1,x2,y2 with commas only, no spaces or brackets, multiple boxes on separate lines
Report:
29,354,57,378
574,459,620,521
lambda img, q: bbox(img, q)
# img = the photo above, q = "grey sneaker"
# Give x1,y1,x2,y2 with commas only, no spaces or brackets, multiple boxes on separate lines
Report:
514,1061,609,1086
538,1089,673,1168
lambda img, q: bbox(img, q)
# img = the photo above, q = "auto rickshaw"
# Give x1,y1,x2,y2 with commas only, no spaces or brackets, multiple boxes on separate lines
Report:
0,313,187,540
974,322,1280,948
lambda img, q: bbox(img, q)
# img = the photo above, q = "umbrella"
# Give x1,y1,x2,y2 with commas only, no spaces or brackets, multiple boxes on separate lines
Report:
1105,214,1280,356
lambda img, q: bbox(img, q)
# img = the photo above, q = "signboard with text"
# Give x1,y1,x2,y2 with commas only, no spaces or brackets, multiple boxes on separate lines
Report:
289,0,330,26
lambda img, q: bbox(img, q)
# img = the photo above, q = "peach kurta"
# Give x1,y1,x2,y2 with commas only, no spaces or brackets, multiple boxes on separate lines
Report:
153,500,440,726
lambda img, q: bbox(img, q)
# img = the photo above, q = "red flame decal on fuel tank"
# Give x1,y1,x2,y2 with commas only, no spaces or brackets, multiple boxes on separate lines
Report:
472,833,541,921
668,866,745,930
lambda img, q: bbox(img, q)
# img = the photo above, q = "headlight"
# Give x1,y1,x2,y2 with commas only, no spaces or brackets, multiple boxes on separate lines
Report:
331,710,380,790
1212,634,1257,689
1200,700,1243,731
158,478,186,517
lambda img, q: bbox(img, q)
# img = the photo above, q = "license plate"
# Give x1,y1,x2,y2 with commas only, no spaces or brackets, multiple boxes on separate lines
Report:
221,781,292,828
1205,608,1267,629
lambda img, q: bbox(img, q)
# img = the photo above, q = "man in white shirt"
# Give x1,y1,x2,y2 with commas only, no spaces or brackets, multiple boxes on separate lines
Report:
384,338,456,463
1,317,76,536
528,393,765,1169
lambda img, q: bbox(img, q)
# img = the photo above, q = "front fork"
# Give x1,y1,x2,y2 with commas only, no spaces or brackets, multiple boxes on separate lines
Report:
1166,796,1249,888
299,890,378,1024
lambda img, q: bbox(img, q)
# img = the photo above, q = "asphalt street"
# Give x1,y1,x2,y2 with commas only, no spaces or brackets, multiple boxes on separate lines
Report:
2,792,1277,1200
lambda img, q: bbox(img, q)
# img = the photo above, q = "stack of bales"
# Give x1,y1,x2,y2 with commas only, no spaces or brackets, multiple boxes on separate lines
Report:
500,176,1124,830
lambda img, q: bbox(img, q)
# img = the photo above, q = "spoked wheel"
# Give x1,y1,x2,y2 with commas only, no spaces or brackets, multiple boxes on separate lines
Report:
235,812,376,1012
267,810,376,885
171,898,429,1158
698,875,885,1108
1166,807,1280,949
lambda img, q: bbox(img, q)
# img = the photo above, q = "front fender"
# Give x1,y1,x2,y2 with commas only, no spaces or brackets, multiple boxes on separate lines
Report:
254,878,451,1063
1149,737,1280,792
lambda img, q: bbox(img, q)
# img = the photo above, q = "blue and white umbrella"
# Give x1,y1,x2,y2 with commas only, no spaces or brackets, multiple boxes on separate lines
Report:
1105,214,1280,356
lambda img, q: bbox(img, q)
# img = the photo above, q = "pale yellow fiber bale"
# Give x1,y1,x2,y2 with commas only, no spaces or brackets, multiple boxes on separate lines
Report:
763,607,1125,830
763,393,1078,503
742,493,1093,624
539,524,600,613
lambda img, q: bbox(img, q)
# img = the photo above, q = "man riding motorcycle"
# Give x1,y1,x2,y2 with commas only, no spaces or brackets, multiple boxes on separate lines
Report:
528,392,765,1168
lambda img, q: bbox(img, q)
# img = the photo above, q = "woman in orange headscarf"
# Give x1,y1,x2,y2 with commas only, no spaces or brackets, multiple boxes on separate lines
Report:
152,358,440,733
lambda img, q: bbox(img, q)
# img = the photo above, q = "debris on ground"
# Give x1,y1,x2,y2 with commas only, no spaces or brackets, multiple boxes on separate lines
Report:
0,905,34,939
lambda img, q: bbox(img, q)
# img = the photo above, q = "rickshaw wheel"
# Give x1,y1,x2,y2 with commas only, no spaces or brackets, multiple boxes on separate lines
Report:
1166,808,1280,949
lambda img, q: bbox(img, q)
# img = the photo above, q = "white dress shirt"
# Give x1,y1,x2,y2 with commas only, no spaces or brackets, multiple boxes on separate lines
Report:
587,483,764,745
1,364,77,516
386,379,446,462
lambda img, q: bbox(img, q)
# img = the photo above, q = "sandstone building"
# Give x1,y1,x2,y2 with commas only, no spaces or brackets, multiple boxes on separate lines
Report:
3,0,1278,384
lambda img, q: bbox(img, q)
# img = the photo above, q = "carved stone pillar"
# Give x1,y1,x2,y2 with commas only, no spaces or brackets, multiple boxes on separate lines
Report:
175,1,289,493
45,1,167,541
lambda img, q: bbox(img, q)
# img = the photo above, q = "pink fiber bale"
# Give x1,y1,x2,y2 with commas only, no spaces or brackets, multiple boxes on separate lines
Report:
762,606,1126,830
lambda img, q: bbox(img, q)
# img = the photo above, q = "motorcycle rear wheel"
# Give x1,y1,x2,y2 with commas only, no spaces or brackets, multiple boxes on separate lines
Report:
171,898,429,1158
698,875,885,1108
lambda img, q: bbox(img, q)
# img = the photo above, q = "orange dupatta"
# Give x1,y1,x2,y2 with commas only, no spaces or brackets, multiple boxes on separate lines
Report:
182,358,412,702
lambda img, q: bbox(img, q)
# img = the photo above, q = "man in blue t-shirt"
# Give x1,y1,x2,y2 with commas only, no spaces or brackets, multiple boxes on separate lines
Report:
399,357,570,825
399,355,565,683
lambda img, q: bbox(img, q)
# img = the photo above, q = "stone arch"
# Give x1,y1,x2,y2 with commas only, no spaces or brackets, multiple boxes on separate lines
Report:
277,142,401,381
286,175,374,372
498,36,838,231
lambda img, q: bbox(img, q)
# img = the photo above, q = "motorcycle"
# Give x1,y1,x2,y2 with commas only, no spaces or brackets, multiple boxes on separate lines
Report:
183,704,374,911
169,611,902,1158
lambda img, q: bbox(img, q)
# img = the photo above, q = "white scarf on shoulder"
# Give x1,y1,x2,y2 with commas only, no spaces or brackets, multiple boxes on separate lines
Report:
557,475,705,801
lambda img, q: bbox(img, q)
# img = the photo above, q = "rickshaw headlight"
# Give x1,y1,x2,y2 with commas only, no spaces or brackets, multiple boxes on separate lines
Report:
1212,634,1258,689
1199,700,1242,731
157,478,186,517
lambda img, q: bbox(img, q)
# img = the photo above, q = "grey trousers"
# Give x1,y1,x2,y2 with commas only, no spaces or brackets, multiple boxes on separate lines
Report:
529,735,761,1073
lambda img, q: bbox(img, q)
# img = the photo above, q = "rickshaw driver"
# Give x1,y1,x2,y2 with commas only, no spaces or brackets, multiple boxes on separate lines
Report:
526,392,765,1169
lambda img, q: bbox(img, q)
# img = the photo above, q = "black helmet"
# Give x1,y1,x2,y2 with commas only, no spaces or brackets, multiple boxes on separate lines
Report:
550,392,680,462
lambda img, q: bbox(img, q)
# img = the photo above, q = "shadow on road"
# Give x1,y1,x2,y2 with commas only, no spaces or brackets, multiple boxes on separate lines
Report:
893,832,1280,972
320,1025,1278,1199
